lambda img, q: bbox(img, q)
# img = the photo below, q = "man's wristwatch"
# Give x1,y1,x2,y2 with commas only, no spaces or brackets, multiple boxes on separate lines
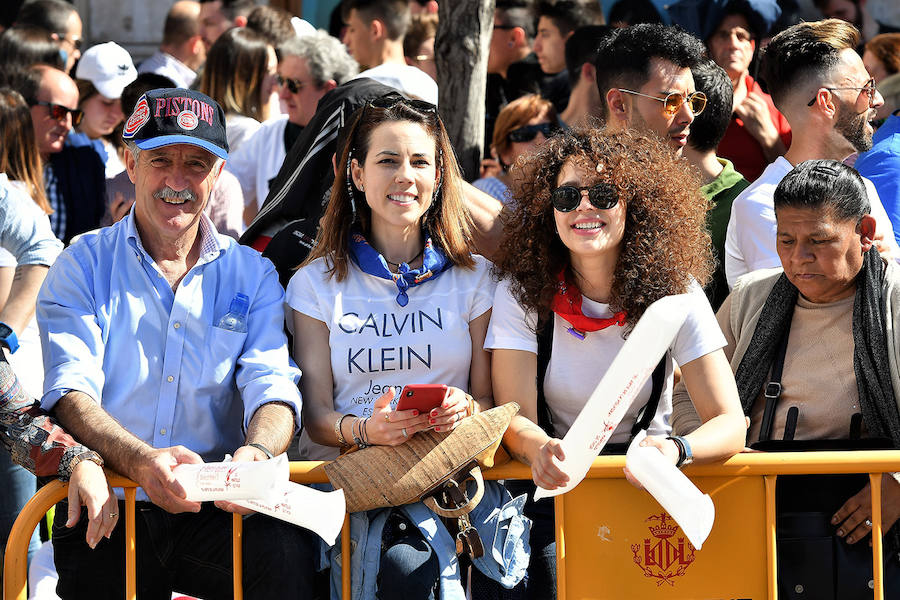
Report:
0,321,19,354
667,435,693,468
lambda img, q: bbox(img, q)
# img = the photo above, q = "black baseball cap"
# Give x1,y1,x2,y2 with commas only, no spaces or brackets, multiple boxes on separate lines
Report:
122,88,229,159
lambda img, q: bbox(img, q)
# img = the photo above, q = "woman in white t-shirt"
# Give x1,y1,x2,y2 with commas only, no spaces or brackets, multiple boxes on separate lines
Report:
286,95,526,599
487,127,747,598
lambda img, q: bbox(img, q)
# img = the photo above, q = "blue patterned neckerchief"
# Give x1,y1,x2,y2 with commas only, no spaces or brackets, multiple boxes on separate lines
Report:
349,229,452,306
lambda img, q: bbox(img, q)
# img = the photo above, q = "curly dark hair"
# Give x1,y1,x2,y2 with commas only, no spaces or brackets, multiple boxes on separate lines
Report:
493,127,713,327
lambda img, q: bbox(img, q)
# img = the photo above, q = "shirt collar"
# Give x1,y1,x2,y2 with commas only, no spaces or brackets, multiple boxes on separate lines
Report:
701,158,746,197
125,206,224,265
161,51,197,83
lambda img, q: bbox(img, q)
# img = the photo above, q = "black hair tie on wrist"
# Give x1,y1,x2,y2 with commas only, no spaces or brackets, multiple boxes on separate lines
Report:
248,442,274,459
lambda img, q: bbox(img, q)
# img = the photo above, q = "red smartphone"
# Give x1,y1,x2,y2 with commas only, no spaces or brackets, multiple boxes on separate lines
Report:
396,384,448,413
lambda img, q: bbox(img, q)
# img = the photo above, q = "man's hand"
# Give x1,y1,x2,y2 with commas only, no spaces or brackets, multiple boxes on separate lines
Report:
214,444,269,515
832,474,900,544
109,191,134,224
133,446,203,514
735,92,785,160
480,157,502,179
66,460,118,548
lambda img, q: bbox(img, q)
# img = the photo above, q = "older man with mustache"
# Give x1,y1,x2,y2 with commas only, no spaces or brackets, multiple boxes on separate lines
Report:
36,88,316,600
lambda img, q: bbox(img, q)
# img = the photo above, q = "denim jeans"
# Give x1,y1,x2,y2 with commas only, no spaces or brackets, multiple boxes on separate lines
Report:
377,510,439,600
52,500,319,600
0,447,39,571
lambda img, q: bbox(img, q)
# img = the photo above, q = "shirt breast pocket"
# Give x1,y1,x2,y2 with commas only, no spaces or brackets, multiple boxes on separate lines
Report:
200,325,248,387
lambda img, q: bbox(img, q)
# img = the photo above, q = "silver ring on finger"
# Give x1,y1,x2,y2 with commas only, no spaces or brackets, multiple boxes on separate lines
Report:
865,518,873,527
109,512,118,518
402,427,408,438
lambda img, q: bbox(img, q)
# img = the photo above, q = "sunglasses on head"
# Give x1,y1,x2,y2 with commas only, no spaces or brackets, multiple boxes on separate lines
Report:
507,122,556,143
368,94,438,114
617,89,707,117
32,101,83,127
551,182,619,212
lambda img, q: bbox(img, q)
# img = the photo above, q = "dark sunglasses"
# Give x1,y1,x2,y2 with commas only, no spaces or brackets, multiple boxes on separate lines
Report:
551,183,619,212
32,101,83,127
507,122,556,143
276,74,309,94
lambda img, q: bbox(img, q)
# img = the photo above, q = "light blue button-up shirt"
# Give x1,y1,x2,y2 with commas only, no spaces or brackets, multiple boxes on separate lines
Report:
0,173,63,266
37,211,302,464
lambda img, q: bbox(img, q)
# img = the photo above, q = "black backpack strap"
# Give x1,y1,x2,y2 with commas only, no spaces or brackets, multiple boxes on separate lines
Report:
630,353,668,437
535,316,555,436
758,326,790,443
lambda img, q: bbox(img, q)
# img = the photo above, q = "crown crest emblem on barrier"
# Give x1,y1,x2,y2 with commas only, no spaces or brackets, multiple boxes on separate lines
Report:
631,512,696,586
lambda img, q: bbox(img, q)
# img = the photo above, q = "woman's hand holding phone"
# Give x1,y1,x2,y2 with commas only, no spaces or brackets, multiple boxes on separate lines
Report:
411,385,472,433
364,389,430,445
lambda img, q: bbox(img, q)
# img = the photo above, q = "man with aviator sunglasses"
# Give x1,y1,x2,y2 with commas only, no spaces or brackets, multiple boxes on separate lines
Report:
17,65,107,244
593,23,707,157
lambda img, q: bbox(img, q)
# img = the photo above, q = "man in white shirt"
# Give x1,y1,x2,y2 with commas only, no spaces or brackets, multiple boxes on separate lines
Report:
138,1,206,89
226,31,358,220
724,18,899,287
342,0,438,105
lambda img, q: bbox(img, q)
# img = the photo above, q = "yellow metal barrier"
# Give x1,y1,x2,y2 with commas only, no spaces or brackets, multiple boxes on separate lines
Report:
5,452,900,600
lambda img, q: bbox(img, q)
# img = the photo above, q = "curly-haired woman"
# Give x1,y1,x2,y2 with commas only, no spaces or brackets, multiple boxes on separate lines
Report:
487,127,746,598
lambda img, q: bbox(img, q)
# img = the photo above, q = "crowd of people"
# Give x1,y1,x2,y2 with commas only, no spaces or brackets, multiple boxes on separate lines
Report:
0,0,899,598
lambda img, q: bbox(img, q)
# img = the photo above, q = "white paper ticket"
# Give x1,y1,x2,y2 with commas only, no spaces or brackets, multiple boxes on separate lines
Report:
172,454,289,502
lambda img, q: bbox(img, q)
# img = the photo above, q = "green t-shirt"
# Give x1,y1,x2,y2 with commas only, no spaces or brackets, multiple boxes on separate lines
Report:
702,158,749,311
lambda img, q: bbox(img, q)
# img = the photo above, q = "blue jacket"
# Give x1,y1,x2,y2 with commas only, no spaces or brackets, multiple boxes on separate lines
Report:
48,131,107,244
856,114,900,247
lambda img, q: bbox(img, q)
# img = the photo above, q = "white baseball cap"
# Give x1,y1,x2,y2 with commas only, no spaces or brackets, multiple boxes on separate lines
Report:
75,42,137,100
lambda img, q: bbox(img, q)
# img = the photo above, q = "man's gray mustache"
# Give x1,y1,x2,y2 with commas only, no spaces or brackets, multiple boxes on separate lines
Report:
153,187,196,202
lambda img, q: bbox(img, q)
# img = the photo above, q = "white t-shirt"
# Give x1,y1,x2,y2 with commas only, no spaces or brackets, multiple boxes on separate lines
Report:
100,138,125,180
285,254,495,460
352,63,439,106
225,115,289,210
724,156,900,288
485,278,726,443
225,113,262,153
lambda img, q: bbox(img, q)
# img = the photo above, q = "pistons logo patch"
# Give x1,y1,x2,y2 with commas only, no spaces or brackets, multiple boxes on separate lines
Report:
122,95,150,138
177,110,199,130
